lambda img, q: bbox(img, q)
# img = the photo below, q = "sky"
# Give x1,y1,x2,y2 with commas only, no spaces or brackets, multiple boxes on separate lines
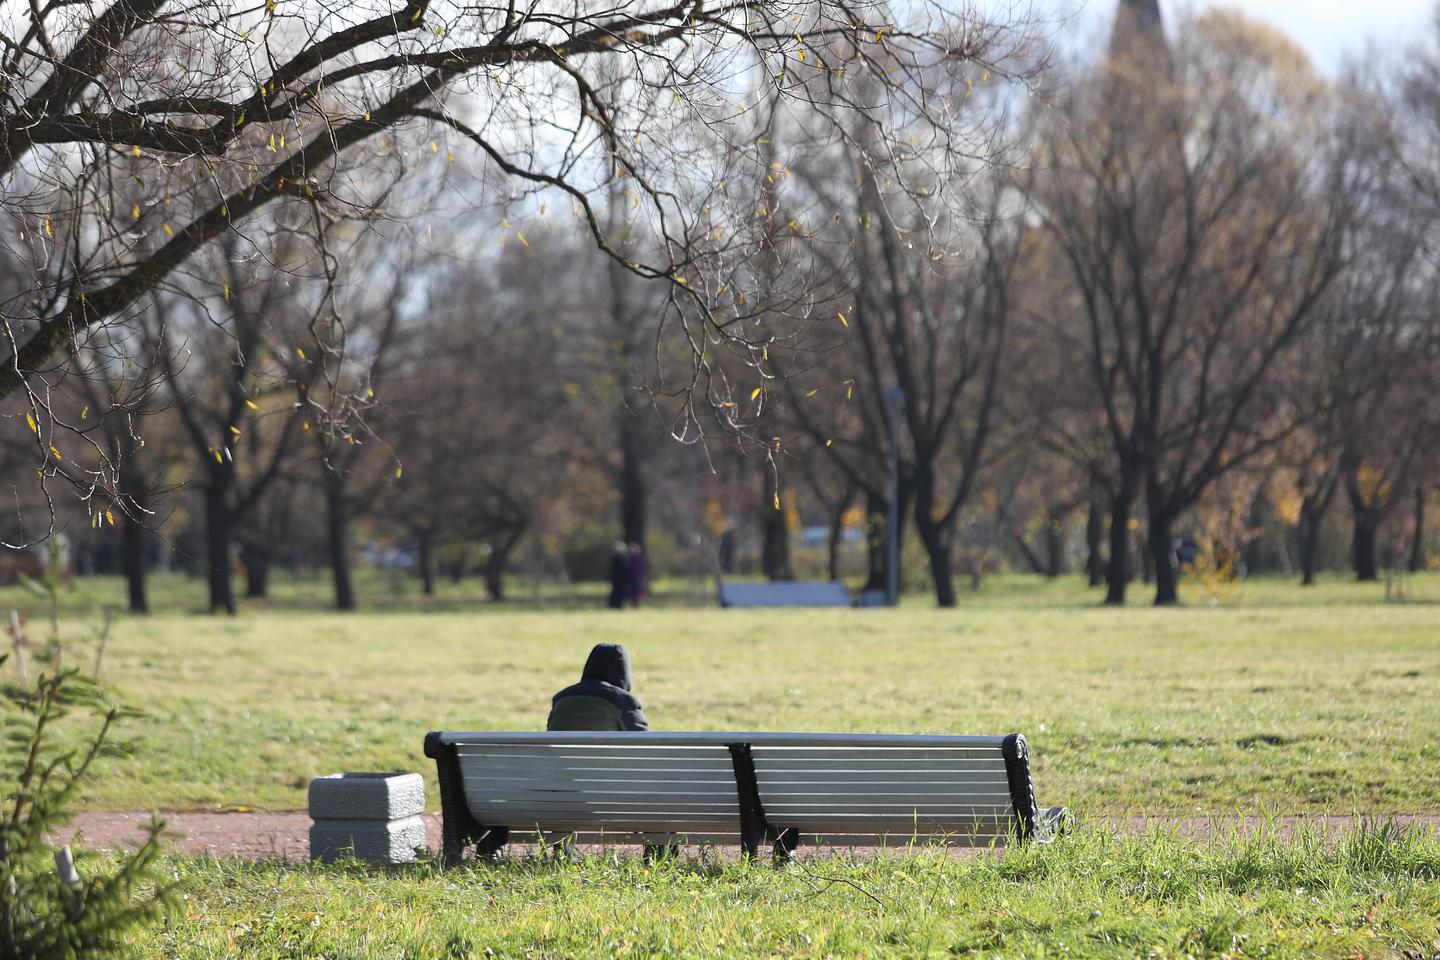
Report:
1060,0,1434,71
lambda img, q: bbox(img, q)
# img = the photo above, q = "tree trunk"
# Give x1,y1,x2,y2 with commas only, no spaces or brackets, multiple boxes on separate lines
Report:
1148,510,1179,606
119,492,149,615
1408,486,1427,573
204,477,235,615
862,484,909,594
863,489,887,592
1353,510,1380,582
915,517,957,607
761,469,793,581
1085,491,1106,587
1298,497,1325,587
619,414,647,551
240,539,271,599
486,526,525,601
913,470,956,608
244,549,269,599
417,532,436,596
1044,512,1065,579
325,478,356,611
826,494,851,582
1005,514,1046,575
1104,471,1137,605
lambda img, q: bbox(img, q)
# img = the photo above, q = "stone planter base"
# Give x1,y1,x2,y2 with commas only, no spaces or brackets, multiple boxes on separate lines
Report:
310,815,426,864
308,772,425,865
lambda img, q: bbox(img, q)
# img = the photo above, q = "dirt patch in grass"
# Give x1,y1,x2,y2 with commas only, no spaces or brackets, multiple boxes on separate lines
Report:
57,811,1440,862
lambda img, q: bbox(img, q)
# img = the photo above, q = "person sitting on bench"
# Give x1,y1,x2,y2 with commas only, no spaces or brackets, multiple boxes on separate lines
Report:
547,642,649,732
547,643,671,858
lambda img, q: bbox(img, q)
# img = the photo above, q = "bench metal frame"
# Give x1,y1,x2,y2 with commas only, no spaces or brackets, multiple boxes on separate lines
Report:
424,731,1066,862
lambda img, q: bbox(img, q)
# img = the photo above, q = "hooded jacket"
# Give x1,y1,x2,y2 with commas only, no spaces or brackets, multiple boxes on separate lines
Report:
546,643,649,732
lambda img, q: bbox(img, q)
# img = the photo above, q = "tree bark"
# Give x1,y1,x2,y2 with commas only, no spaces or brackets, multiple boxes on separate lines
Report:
417,532,436,596
1004,513,1046,575
244,549,269,599
1085,491,1106,587
917,520,957,607
1104,470,1138,605
1298,497,1325,587
1044,512,1065,578
240,539,271,599
826,494,852,582
1148,510,1179,605
761,470,793,581
1408,486,1427,573
863,489,887,592
119,492,149,615
1353,509,1380,582
486,527,525,601
325,478,356,611
861,483,911,594
913,467,957,607
204,475,235,615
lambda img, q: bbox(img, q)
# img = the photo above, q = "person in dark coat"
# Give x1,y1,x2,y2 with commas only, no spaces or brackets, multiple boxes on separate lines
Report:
547,643,649,731
625,542,647,608
546,644,667,859
606,542,629,610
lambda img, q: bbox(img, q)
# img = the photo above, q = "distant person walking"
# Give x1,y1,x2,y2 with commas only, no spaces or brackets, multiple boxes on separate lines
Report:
625,542,647,608
547,643,649,731
606,541,629,610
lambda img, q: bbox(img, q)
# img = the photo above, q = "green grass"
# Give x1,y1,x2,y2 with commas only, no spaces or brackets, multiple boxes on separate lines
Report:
8,571,1437,956
130,823,1440,958
6,572,1437,814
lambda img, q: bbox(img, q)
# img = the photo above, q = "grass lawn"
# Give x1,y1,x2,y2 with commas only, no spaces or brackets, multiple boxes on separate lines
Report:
3,571,1436,814
5,571,1437,957
132,825,1440,958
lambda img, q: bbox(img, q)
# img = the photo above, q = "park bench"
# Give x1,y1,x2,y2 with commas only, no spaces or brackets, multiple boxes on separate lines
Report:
424,731,1068,861
716,579,853,608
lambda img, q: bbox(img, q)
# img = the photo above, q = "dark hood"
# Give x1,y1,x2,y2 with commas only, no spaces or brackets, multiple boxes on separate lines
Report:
581,643,632,691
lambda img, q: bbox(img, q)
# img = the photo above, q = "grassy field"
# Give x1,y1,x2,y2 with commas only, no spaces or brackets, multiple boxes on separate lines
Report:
3,572,1437,814
5,571,1438,957
131,824,1440,958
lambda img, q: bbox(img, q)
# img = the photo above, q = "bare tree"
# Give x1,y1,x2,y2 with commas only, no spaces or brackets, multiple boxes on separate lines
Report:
143,228,315,613
1030,10,1357,605
2,0,1047,527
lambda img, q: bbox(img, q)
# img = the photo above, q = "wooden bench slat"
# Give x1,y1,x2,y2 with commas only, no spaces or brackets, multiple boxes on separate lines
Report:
465,793,742,805
472,771,743,788
751,750,1007,763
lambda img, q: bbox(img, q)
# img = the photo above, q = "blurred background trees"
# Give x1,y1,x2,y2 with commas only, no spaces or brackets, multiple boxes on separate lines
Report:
3,0,1439,609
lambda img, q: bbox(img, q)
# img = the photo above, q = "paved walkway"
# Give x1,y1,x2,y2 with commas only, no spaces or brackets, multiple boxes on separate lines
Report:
54,811,1440,862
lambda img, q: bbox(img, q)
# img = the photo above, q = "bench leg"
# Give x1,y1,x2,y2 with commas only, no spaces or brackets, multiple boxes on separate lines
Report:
771,828,801,864
426,731,496,864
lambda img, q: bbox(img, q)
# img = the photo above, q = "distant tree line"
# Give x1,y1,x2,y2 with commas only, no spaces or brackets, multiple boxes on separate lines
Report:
2,0,1438,610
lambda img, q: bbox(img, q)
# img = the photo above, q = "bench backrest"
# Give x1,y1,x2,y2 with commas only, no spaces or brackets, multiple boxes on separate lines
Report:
426,731,1041,855
716,581,853,608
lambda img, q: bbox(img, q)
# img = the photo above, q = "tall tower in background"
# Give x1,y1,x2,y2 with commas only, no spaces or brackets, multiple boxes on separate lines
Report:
1109,0,1168,70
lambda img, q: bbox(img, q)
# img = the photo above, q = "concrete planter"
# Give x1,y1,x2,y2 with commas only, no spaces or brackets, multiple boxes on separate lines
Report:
309,772,425,864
